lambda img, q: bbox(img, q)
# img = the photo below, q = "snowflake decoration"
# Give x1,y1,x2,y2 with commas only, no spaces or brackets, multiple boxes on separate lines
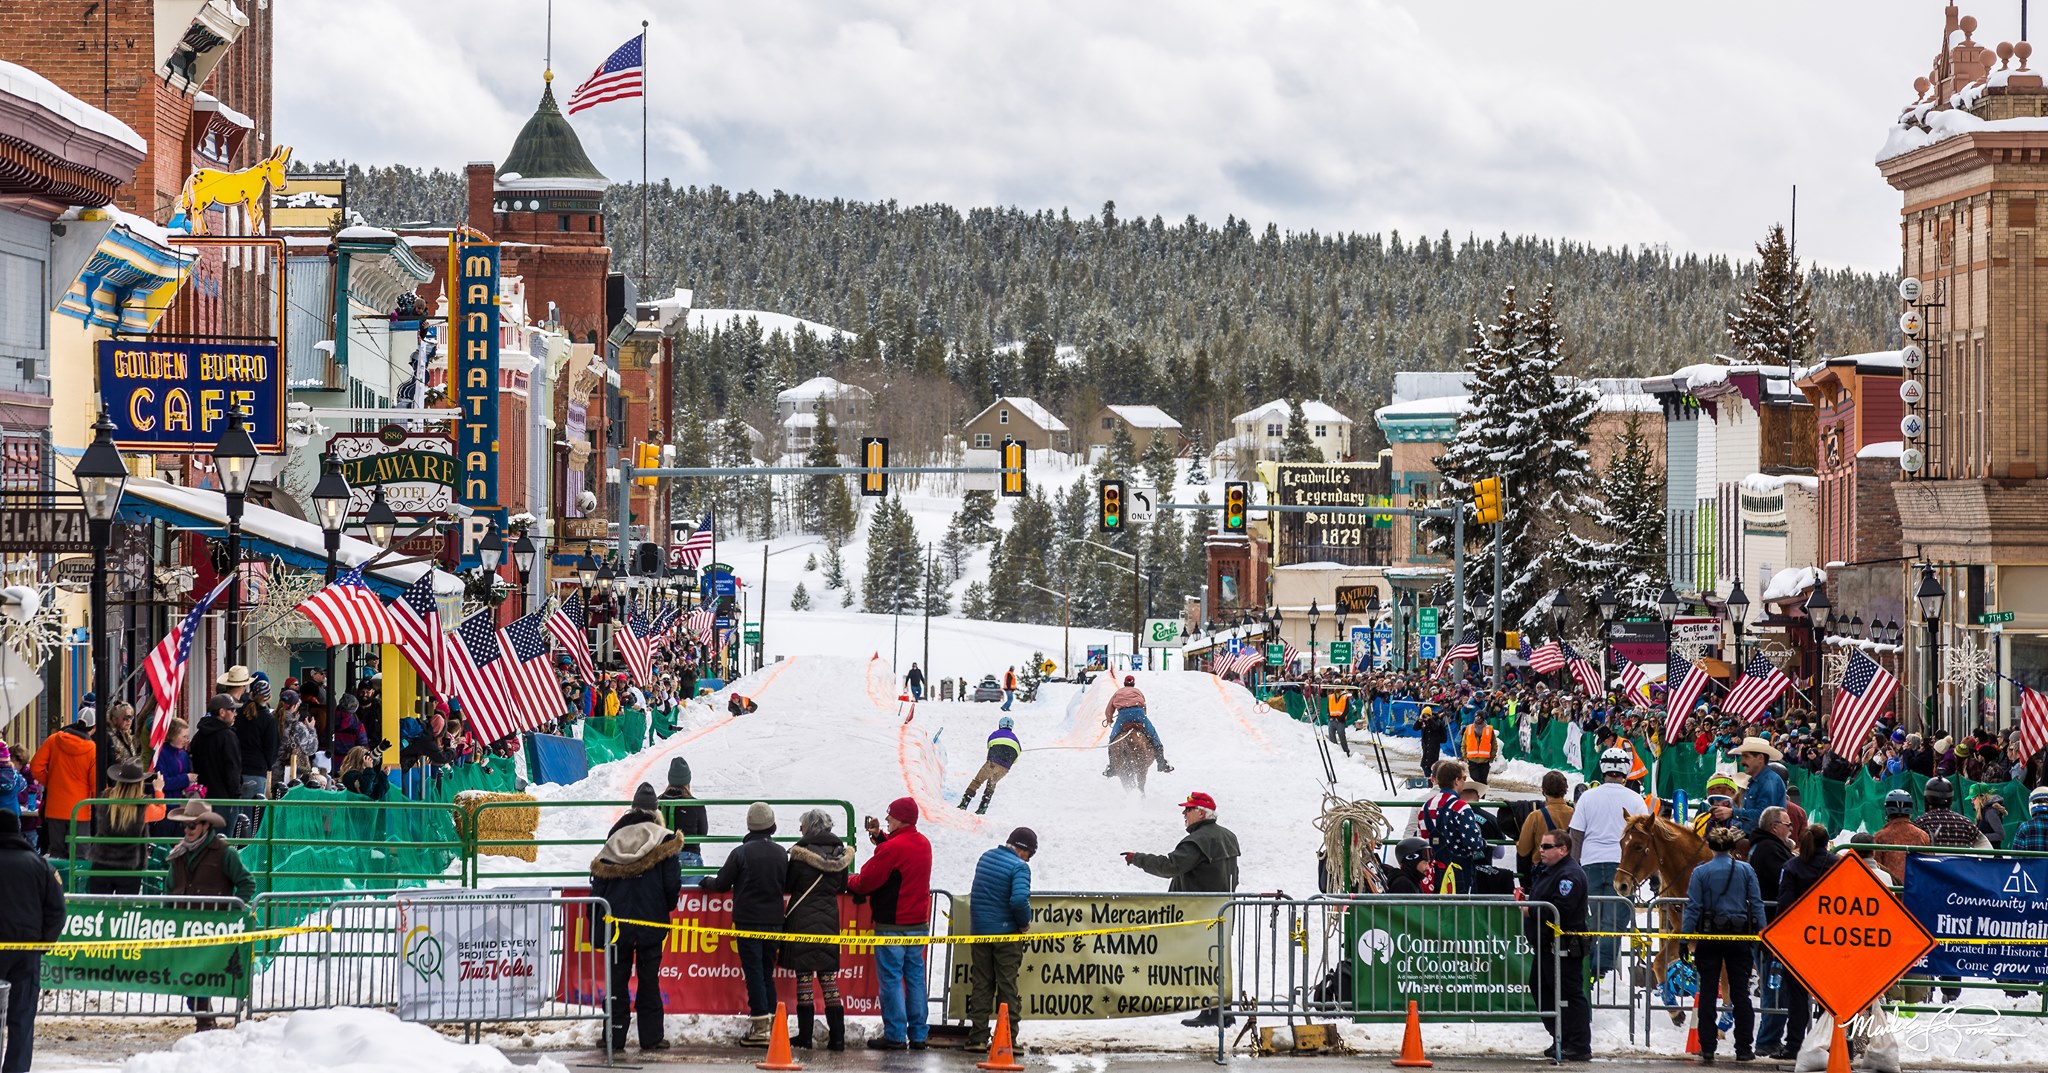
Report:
0,583,73,669
1822,650,1851,688
1668,639,1710,664
245,557,327,637
1942,639,1996,690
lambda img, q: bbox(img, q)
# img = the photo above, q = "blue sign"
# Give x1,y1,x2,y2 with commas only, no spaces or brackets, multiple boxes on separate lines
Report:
700,570,736,598
1419,635,1439,661
454,243,501,512
97,340,283,452
714,616,733,629
1903,854,2048,982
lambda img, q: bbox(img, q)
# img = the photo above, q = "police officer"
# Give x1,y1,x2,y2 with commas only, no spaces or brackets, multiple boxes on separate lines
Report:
1525,831,1591,1062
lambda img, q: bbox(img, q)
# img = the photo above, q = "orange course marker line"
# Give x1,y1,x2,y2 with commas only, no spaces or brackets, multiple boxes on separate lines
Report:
617,657,803,805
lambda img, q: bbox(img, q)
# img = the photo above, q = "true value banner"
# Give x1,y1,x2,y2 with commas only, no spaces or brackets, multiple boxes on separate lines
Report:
1344,900,1541,1016
40,902,251,998
944,894,1229,1020
1903,854,2048,982
395,888,555,1022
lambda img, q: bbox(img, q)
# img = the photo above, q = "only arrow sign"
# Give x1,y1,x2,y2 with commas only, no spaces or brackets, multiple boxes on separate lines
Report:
1129,486,1155,524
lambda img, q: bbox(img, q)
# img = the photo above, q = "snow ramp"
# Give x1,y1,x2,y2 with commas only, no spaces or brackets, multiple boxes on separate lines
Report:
526,659,1366,895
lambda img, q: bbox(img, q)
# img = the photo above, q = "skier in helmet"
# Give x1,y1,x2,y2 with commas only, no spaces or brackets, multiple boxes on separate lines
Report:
1870,787,1930,885
959,717,1021,815
1385,837,1432,894
1102,675,1172,776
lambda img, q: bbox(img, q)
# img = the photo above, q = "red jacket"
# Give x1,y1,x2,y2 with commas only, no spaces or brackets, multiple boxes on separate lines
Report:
847,823,932,926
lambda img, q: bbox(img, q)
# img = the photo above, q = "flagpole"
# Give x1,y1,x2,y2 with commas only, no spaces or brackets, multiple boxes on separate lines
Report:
640,20,649,294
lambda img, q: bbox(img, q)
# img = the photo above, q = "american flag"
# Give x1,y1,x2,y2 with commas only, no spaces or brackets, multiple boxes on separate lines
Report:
1444,637,1480,663
1723,653,1791,722
687,605,717,644
443,609,515,745
564,32,645,115
616,609,655,686
294,565,400,646
1563,641,1601,697
388,572,444,697
1662,651,1711,741
1527,640,1565,675
144,576,234,761
1616,652,1653,702
546,590,596,684
2017,684,2048,763
1827,650,1897,759
673,513,715,569
498,611,562,728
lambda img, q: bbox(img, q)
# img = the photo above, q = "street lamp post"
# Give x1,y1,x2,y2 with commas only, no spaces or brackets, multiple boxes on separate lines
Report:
1335,602,1350,672
597,562,617,670
1398,592,1415,671
1596,584,1618,685
1550,588,1573,688
1657,584,1680,655
1364,589,1381,670
512,532,537,616
310,456,351,734
212,410,258,667
1917,569,1946,736
478,524,504,613
76,413,128,789
1803,585,1832,721
1307,599,1321,675
1726,580,1751,670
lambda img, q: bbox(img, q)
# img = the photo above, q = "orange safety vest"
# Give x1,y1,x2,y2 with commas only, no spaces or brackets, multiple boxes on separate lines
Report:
1623,741,1648,783
1004,671,1017,690
1328,693,1349,723
1463,721,1497,762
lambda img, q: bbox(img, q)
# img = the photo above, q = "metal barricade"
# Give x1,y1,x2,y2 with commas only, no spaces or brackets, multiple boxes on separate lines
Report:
247,889,613,1061
464,798,857,885
36,894,250,1023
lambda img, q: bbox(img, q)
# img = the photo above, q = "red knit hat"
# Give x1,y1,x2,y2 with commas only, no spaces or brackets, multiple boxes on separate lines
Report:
1178,791,1217,811
888,797,920,824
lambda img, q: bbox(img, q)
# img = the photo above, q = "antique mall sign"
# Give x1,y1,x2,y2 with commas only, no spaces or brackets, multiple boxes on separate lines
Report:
329,426,455,517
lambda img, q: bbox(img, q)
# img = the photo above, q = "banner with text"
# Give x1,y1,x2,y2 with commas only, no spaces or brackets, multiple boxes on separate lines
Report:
1345,900,1540,1015
943,894,1229,1020
1903,854,2048,982
395,888,554,1022
40,903,251,998
453,242,501,523
555,888,884,1015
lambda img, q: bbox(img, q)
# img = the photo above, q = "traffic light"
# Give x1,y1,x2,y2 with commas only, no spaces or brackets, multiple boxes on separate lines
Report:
635,441,660,486
1223,481,1249,533
1099,479,1125,531
1000,437,1027,498
859,436,889,497
1472,475,1504,524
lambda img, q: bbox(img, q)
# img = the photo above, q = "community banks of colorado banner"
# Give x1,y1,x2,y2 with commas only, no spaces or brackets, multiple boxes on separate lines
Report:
944,894,1230,1020
396,888,554,1021
40,902,250,999
556,888,884,1015
1345,901,1540,1015
1904,854,2048,983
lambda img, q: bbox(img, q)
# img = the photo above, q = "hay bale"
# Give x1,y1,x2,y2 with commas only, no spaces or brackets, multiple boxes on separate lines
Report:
456,789,540,862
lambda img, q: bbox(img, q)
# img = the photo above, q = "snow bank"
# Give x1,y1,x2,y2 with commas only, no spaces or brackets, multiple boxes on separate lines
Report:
1739,472,1819,496
689,309,851,342
96,1008,565,1073
1760,565,1825,603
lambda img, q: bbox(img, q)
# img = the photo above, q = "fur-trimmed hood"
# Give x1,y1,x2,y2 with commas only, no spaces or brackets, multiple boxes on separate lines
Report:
591,820,683,879
789,841,851,873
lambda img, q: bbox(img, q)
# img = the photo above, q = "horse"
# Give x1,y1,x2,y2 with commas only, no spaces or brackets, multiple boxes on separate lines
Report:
179,144,293,234
1108,726,1154,795
1615,813,1719,1025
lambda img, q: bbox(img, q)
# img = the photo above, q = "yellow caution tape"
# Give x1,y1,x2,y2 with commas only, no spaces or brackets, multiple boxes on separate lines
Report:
0,924,334,954
1564,929,2048,947
603,916,1224,946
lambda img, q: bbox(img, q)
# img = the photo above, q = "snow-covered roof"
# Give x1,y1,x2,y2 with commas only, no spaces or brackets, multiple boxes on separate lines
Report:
1104,404,1181,430
693,309,851,343
1857,440,1905,460
335,224,400,241
192,91,252,131
1817,349,1906,371
1233,399,1352,424
1740,472,1820,495
1374,394,1470,420
1390,371,1470,406
782,412,833,428
1760,566,1825,604
776,375,872,403
1877,90,2048,163
966,396,1068,432
0,59,146,152
1209,435,1248,455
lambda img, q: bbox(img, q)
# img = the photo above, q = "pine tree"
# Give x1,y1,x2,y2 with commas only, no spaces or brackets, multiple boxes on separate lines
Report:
954,491,998,543
862,497,922,614
962,581,991,620
1574,414,1668,614
1724,223,1815,367
841,585,855,608
673,408,711,520
802,402,856,542
1185,432,1208,485
822,546,846,590
1140,426,1178,494
922,554,953,615
804,552,817,572
939,519,969,583
790,582,813,611
1281,399,1321,461
1097,421,1138,481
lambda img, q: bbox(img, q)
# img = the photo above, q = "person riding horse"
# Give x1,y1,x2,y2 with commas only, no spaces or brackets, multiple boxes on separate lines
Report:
1102,676,1172,776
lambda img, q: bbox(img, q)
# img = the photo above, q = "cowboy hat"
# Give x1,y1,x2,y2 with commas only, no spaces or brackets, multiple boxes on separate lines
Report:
216,665,254,688
167,798,226,828
106,762,150,786
1729,735,1783,762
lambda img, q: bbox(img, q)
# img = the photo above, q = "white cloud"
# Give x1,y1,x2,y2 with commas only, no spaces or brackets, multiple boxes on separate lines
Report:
278,0,1966,272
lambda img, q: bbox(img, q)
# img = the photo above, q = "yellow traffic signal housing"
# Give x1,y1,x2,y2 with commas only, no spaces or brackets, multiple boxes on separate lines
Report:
1099,479,1125,531
1000,437,1027,497
1223,481,1249,533
1472,475,1503,524
635,441,660,486
860,437,889,497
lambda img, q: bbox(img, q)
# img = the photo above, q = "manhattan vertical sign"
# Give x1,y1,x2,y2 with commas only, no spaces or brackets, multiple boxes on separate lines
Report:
454,242,501,516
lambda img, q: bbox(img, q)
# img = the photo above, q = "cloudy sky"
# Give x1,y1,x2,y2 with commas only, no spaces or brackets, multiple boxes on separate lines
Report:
279,0,1975,273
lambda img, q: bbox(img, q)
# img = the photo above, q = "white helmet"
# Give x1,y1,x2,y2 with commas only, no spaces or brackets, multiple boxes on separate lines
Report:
1598,747,1633,777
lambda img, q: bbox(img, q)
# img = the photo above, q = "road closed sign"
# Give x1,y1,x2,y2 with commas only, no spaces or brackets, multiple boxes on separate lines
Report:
1762,852,1936,1020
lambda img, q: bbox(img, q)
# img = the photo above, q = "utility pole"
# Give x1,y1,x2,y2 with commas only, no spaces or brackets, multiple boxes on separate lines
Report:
759,542,769,672
922,542,934,687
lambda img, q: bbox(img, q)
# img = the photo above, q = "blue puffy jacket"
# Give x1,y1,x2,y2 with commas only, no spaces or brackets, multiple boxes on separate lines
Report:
969,844,1032,935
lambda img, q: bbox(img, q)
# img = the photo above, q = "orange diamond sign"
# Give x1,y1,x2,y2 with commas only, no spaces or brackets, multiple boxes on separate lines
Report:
1763,852,1936,1019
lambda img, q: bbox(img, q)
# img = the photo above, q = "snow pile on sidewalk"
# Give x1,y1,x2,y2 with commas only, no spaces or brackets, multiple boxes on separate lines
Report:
101,1008,565,1073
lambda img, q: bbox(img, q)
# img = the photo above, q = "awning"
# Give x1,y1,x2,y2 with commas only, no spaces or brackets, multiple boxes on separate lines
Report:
117,476,456,598
1699,657,1734,679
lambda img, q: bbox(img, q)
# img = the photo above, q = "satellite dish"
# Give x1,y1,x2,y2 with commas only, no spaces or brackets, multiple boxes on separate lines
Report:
576,489,598,513
0,586,40,624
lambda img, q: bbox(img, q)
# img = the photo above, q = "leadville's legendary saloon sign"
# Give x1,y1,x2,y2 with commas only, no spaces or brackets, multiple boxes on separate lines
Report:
0,496,91,552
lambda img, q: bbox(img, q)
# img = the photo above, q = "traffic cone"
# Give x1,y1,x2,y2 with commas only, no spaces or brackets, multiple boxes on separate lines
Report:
1826,1019,1851,1073
975,1003,1025,1072
756,1002,803,1071
1682,994,1701,1056
1390,999,1432,1068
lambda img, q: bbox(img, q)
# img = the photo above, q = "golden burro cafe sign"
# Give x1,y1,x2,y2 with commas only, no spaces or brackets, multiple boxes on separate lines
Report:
96,341,283,451
453,243,501,515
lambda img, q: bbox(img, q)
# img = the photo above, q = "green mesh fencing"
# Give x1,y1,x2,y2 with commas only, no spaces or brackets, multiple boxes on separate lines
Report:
580,708,649,766
249,787,464,905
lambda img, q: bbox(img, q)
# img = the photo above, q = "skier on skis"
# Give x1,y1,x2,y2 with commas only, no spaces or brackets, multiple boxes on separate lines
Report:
1102,675,1172,776
959,717,1020,814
